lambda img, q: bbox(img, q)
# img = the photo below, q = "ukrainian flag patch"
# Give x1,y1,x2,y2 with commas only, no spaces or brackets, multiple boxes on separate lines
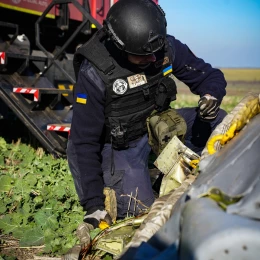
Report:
163,65,173,76
76,93,87,104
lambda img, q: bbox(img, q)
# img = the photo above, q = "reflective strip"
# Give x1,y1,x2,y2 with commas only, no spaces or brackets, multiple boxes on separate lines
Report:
0,52,5,64
13,87,39,101
47,125,71,132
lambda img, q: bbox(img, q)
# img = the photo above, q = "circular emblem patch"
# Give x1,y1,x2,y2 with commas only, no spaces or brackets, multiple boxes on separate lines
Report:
113,79,128,95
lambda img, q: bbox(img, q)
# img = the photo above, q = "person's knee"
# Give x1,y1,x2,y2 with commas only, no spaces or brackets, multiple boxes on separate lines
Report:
218,108,227,120
212,108,227,128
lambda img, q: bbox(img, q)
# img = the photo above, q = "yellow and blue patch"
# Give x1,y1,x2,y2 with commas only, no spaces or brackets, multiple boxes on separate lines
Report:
76,93,87,104
163,65,173,76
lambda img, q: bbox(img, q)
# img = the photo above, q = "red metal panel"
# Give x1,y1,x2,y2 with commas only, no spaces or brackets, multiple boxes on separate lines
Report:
64,0,112,24
0,0,159,22
0,0,55,17
95,0,112,25
93,0,159,24
68,0,85,21
113,0,158,3
0,0,84,21
90,0,97,18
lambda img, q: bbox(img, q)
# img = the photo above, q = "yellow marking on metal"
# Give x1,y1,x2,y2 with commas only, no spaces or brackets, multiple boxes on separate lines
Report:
190,159,200,169
58,84,65,90
207,95,260,155
58,84,74,96
207,134,224,155
0,3,55,18
220,123,237,145
91,24,97,29
58,84,68,96
199,187,242,210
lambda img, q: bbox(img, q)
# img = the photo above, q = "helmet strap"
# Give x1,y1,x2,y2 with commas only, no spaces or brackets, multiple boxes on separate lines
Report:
103,20,125,51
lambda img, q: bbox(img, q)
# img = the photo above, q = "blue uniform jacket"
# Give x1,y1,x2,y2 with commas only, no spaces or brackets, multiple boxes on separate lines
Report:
68,35,227,211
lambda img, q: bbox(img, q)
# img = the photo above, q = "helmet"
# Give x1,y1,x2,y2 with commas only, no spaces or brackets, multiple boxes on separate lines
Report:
103,0,167,56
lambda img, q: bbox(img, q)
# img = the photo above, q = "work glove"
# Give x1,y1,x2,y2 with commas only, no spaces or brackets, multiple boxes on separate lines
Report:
76,209,112,247
84,209,112,228
198,95,220,121
64,210,112,259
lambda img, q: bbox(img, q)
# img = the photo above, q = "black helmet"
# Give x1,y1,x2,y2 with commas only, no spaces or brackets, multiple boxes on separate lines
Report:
104,0,167,56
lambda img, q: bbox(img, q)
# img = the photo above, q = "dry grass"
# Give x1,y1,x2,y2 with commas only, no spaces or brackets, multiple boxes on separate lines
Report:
173,73,260,113
220,68,260,82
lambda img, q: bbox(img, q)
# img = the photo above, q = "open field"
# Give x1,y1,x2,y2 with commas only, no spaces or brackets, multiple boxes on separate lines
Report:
172,68,260,113
220,68,260,82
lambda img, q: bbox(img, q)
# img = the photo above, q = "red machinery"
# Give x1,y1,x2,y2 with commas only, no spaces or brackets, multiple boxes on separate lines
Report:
0,0,158,25
0,0,158,156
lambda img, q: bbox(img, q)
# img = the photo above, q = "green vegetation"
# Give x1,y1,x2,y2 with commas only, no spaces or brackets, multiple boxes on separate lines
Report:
0,138,82,256
172,74,260,113
172,92,244,113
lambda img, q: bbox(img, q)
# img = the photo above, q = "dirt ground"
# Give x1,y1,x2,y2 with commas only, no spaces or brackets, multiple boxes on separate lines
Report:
176,80,260,96
0,235,60,260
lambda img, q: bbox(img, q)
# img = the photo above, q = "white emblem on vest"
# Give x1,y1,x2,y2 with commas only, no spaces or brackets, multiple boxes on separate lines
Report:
113,79,128,95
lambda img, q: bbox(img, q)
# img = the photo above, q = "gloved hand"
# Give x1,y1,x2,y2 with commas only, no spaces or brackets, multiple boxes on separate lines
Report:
76,222,94,247
198,95,220,121
76,209,112,247
84,209,112,228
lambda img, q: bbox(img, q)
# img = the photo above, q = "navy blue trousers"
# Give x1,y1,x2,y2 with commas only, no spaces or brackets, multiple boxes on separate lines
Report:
68,108,227,218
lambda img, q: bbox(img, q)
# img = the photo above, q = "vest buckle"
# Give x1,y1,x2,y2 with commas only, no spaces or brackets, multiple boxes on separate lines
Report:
142,84,150,100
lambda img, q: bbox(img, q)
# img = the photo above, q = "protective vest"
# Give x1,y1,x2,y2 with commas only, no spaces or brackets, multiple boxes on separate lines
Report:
74,29,177,150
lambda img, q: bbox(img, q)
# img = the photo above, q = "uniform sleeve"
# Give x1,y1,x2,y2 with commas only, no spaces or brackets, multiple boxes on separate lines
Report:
168,35,227,102
69,59,106,211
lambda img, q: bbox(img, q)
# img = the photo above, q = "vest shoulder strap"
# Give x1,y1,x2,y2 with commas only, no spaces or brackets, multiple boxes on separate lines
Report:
73,29,115,82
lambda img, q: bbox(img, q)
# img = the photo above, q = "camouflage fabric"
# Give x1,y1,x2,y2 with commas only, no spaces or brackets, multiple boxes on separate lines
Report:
104,187,117,223
147,108,187,156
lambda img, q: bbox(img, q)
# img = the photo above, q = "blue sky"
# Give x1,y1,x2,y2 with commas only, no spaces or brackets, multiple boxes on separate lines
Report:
159,0,260,68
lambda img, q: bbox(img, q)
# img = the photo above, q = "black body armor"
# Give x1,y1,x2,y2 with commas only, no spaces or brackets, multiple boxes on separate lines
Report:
74,30,177,150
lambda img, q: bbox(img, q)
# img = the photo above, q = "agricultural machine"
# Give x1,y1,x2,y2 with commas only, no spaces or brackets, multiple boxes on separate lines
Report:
0,0,158,157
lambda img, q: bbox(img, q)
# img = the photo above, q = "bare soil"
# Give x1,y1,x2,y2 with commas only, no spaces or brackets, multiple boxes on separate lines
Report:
0,235,60,260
